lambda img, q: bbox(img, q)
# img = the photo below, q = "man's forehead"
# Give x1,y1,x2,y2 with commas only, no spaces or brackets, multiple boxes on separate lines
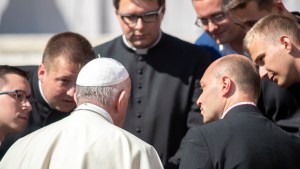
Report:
248,39,264,61
202,64,216,82
46,58,82,73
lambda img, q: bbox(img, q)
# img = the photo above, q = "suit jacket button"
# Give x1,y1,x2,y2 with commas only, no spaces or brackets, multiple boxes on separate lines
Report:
136,128,141,133
136,113,142,118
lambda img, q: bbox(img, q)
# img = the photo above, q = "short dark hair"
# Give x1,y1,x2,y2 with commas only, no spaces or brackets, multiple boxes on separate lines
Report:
0,65,28,89
42,32,96,71
113,0,165,10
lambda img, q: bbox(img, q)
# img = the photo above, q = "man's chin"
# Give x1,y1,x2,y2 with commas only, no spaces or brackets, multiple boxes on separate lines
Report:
54,104,76,113
213,38,221,44
278,80,293,88
215,38,227,45
14,125,26,133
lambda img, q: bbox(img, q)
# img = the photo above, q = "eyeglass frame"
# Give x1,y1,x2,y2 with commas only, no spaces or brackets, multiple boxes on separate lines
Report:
118,7,163,26
0,90,31,102
195,12,227,28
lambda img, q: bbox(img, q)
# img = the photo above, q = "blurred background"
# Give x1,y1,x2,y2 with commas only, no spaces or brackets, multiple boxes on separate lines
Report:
0,0,299,65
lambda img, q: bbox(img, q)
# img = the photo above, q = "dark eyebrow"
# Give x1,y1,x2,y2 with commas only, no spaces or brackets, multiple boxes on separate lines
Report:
119,8,160,16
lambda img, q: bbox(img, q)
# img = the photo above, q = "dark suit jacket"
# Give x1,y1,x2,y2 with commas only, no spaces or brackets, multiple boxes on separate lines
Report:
258,80,300,135
94,33,212,166
0,66,71,159
256,12,300,136
180,104,300,169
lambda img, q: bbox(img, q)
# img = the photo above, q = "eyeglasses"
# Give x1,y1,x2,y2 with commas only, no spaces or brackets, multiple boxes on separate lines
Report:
119,7,163,26
195,12,227,27
0,90,31,102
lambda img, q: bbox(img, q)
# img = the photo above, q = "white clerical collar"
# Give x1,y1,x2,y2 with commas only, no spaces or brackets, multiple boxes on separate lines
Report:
221,102,256,119
38,80,49,104
75,103,114,124
122,31,162,55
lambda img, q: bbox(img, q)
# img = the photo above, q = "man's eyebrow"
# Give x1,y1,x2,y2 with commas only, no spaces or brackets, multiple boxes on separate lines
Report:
199,11,224,19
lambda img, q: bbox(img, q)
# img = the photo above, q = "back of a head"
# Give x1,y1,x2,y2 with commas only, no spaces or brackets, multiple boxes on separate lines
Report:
223,0,274,12
76,58,130,107
244,14,300,53
42,32,96,71
214,55,261,100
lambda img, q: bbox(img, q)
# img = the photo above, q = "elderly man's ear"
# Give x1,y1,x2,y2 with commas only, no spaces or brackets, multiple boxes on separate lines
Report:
117,90,127,112
111,90,128,127
74,92,77,104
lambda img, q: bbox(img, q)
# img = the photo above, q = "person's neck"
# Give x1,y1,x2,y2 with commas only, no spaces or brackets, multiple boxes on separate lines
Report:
122,31,162,55
229,41,244,55
0,130,6,145
223,95,257,113
228,31,246,55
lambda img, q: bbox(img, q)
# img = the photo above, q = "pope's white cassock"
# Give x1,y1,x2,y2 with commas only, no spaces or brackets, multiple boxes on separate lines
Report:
0,103,163,169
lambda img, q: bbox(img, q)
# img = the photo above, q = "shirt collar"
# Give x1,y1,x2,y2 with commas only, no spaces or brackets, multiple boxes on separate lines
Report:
221,102,256,119
75,103,114,124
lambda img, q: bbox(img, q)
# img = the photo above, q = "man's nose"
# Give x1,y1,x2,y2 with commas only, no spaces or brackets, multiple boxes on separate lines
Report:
207,21,218,33
134,17,146,29
22,100,32,112
66,85,76,97
196,96,202,108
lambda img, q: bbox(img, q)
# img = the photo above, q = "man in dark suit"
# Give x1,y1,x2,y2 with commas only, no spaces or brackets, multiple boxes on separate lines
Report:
93,0,212,167
179,54,300,169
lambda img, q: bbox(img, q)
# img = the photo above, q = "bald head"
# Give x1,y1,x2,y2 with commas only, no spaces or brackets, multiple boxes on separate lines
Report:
198,54,260,123
205,54,261,101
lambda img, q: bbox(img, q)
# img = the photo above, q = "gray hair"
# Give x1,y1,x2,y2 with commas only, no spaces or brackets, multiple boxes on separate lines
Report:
76,81,127,107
